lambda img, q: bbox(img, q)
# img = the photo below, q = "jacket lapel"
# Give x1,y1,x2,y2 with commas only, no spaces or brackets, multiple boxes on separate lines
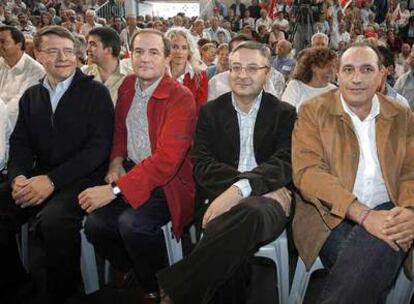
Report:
375,95,399,203
221,95,240,159
253,93,273,155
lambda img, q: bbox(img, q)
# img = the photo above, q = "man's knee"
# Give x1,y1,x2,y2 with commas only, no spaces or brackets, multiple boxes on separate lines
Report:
118,208,162,238
236,197,283,221
84,212,107,243
39,201,82,237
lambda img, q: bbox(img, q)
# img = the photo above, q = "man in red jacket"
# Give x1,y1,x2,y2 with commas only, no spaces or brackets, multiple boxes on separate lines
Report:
78,29,197,301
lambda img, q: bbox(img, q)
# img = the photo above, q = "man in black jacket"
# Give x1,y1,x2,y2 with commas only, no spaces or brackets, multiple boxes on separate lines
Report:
158,41,296,304
0,26,114,303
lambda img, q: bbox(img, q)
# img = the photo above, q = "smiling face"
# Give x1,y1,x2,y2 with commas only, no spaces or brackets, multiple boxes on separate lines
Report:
337,46,382,109
131,32,170,86
229,47,269,101
35,34,76,86
0,30,23,60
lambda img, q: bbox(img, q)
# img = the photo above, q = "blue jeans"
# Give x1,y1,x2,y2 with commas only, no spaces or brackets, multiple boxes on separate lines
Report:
319,202,407,304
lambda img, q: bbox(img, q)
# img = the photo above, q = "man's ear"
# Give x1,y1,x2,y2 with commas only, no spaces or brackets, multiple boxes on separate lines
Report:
34,49,43,64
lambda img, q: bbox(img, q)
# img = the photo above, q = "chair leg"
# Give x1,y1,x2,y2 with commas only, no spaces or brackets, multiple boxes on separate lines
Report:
80,219,100,294
255,229,289,304
20,223,29,272
161,221,183,266
288,257,324,304
386,267,414,304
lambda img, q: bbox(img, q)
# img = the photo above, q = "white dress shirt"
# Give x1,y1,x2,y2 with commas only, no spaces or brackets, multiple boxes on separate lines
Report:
0,98,11,171
0,53,45,127
340,94,390,208
232,92,262,197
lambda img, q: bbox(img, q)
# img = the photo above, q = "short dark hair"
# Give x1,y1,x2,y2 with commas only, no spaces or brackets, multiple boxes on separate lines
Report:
0,26,25,51
33,25,74,50
89,26,121,57
338,42,383,69
231,41,272,67
130,29,171,57
376,45,394,68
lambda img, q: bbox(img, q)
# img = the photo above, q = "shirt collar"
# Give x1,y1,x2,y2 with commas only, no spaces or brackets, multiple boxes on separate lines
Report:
231,91,263,116
176,63,195,83
135,75,163,99
340,93,380,122
43,70,75,92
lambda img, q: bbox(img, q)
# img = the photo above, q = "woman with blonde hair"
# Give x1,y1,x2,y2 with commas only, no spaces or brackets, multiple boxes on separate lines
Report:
165,27,208,113
282,47,337,110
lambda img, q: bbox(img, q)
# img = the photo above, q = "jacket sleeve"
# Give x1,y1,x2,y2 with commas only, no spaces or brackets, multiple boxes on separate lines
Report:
116,88,196,208
192,105,241,199
7,93,35,182
110,86,128,160
238,108,296,195
292,103,357,219
398,109,414,206
196,71,208,108
47,88,114,189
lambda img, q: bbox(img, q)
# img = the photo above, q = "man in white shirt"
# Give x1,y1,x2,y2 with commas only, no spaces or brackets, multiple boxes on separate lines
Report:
80,9,102,37
293,44,414,303
255,8,272,32
119,14,140,50
190,19,209,42
17,13,36,37
0,26,45,127
158,40,296,304
82,27,127,105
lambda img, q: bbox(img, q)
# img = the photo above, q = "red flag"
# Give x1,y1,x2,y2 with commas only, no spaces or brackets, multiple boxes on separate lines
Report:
123,48,130,59
268,0,277,19
341,0,353,11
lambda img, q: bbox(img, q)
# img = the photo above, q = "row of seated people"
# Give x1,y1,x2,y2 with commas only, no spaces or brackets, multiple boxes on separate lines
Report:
0,25,413,304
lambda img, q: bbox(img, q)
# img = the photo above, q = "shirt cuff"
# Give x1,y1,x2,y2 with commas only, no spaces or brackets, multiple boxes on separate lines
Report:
233,179,252,198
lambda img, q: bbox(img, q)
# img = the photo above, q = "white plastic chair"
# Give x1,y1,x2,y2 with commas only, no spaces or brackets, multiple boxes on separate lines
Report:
255,229,290,304
161,221,183,265
18,218,100,295
386,267,414,304
161,222,290,304
288,256,325,304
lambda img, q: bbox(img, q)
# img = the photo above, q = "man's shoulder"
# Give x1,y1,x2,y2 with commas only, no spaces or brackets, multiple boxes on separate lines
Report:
202,92,232,114
23,54,44,73
299,89,340,116
262,91,296,113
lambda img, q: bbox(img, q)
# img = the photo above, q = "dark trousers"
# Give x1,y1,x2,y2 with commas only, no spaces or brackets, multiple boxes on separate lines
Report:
84,187,170,292
0,179,85,304
319,202,407,304
157,196,288,304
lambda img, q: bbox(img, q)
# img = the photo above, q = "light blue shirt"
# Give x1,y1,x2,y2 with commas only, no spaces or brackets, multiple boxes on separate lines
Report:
43,72,75,112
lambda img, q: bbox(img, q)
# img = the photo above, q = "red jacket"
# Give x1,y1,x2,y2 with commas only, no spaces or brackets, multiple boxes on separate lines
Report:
183,70,208,114
111,74,196,237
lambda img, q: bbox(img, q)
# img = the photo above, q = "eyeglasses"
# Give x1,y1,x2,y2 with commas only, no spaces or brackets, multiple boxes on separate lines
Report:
230,64,269,75
41,48,76,57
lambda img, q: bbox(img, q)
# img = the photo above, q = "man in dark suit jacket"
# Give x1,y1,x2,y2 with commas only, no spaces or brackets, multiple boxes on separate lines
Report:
158,41,296,304
0,26,114,303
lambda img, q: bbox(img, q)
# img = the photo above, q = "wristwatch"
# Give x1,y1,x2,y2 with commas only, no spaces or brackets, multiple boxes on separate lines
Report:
111,182,122,197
